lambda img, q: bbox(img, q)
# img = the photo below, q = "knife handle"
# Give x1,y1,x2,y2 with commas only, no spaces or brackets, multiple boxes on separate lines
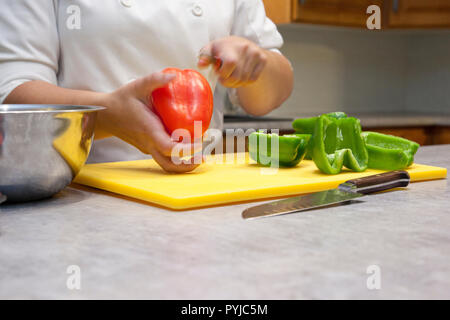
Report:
339,170,410,195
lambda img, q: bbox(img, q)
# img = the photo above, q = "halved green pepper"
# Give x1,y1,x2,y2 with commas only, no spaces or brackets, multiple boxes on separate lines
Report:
310,114,368,174
362,131,419,170
249,132,311,167
292,112,348,160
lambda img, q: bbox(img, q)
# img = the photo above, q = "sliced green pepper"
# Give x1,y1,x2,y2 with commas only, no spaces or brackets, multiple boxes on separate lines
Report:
292,112,348,159
310,114,368,175
293,112,348,134
362,131,419,170
249,132,311,167
292,112,420,174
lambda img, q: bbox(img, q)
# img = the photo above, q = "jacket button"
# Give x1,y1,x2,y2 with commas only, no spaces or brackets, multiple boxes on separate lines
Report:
192,5,203,17
120,0,134,8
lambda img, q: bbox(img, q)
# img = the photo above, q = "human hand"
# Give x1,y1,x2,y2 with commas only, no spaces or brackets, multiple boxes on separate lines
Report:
198,36,268,88
99,72,201,173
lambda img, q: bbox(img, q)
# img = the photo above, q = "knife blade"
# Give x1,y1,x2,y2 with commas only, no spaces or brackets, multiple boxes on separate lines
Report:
0,193,6,204
242,170,410,220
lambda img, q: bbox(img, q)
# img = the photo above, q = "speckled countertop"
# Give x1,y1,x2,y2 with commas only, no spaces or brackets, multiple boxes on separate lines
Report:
223,113,450,131
0,145,449,299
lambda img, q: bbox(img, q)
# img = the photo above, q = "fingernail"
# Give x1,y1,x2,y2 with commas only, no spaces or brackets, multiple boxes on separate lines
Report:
198,58,209,67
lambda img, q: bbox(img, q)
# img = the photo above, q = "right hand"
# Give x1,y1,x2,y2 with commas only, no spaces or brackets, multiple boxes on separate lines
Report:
98,72,201,173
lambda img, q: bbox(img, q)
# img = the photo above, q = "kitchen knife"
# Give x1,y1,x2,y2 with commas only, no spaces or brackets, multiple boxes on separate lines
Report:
0,192,6,204
242,170,410,220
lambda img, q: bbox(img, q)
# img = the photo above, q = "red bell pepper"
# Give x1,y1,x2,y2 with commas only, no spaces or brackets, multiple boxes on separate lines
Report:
151,68,214,141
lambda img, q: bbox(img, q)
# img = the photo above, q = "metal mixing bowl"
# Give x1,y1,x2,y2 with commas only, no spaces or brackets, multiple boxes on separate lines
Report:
0,104,104,202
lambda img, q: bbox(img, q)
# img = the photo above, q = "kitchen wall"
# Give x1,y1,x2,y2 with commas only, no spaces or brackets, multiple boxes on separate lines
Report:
405,32,450,114
262,24,450,118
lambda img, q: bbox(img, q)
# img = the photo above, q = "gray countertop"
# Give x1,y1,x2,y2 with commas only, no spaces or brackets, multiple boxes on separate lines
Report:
1,145,449,299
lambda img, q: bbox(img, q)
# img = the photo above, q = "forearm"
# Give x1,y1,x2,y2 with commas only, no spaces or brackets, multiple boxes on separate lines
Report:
4,80,111,139
237,50,293,116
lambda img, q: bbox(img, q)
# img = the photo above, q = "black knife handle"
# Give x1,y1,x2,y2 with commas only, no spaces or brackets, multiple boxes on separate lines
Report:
339,170,410,195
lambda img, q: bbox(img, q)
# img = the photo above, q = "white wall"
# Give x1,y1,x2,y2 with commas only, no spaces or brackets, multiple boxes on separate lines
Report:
405,31,450,114
264,24,450,118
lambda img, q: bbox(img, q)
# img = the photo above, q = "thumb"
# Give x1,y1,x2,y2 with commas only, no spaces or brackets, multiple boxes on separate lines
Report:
198,43,215,68
133,72,176,101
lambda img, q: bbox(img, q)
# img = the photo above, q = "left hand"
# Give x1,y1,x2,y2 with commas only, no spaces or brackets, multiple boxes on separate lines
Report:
198,36,268,88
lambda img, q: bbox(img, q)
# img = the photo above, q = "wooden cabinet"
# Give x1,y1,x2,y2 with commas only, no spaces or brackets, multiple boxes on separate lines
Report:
220,126,450,153
366,127,430,145
361,126,450,146
262,0,292,24
262,0,450,28
292,0,384,27
432,127,450,145
388,0,450,28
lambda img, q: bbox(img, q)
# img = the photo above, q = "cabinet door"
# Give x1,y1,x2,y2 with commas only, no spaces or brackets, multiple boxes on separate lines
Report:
388,0,450,28
366,127,430,145
262,0,292,24
263,0,292,24
293,0,384,27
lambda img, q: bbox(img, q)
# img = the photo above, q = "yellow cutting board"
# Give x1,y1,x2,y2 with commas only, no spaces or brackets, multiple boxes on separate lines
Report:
74,153,447,210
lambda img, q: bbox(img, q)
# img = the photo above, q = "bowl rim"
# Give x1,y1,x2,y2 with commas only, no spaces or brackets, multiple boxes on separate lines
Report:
0,104,105,114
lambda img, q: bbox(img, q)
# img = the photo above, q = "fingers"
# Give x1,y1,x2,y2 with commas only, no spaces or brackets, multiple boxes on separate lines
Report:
200,40,239,85
218,57,239,86
249,50,268,82
203,39,267,88
145,108,200,156
198,44,223,71
198,43,214,68
150,147,201,173
145,110,182,157
140,108,201,172
198,54,214,69
249,60,266,83
216,47,240,87
133,72,176,103
242,48,266,83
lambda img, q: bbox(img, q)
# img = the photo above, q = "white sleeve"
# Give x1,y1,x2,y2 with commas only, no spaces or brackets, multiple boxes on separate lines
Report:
232,0,284,52
0,1,59,103
227,0,285,107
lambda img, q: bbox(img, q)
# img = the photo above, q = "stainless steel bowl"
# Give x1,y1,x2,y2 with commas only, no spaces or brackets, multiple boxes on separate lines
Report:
0,104,104,202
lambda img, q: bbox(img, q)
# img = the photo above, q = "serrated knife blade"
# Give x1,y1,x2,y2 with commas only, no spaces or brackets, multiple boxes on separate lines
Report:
242,170,411,220
0,193,6,204
242,189,363,220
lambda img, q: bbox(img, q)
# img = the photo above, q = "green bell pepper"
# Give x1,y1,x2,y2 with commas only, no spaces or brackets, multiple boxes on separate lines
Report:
292,112,348,159
310,114,368,175
249,132,311,167
362,131,419,170
292,112,420,174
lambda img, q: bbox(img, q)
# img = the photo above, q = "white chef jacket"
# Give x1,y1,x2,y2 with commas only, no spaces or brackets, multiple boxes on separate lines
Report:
0,0,284,162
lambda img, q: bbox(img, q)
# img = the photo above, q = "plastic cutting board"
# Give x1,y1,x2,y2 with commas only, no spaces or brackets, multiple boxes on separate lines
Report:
74,153,447,210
